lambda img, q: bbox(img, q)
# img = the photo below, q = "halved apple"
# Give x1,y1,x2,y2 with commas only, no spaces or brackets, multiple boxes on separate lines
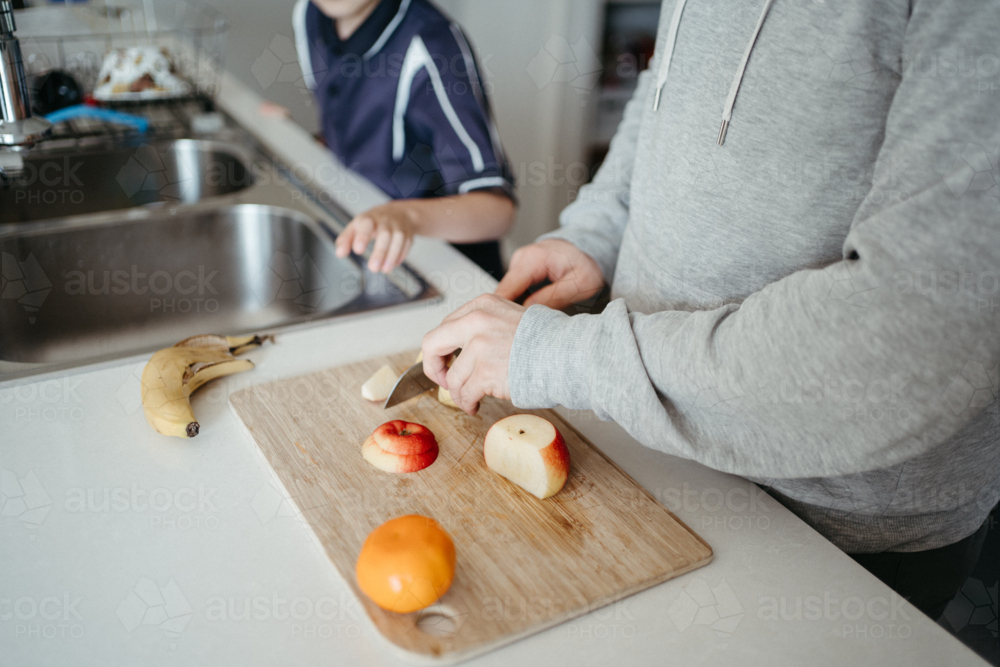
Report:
373,420,437,456
362,435,439,473
483,414,570,499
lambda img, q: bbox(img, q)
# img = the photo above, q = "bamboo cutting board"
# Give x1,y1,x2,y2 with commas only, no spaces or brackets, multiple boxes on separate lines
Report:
230,350,712,664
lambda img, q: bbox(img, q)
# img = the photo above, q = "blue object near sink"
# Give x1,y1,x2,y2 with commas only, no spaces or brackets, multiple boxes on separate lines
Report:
44,105,150,133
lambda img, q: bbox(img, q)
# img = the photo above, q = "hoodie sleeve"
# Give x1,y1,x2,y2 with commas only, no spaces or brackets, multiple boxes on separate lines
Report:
536,56,657,282
508,1,1000,479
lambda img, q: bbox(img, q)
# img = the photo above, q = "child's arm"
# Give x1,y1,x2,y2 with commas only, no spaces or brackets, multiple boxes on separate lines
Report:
335,192,515,274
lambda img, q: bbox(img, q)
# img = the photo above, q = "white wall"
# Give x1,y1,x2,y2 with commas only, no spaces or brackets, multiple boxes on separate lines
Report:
205,0,605,256
435,0,604,254
201,0,322,133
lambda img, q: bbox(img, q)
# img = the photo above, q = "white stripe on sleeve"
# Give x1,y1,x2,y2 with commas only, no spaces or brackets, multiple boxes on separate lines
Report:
458,176,507,193
392,35,485,173
449,22,505,162
292,0,316,90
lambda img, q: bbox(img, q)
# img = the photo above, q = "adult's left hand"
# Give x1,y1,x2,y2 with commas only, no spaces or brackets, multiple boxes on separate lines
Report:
421,294,526,415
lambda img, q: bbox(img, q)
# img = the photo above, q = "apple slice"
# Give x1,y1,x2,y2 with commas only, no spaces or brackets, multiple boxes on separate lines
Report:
362,364,399,402
483,414,570,499
373,420,437,456
436,353,458,408
437,385,458,408
362,435,439,473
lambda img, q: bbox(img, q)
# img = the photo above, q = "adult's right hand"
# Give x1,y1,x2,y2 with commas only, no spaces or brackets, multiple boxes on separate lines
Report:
495,239,604,310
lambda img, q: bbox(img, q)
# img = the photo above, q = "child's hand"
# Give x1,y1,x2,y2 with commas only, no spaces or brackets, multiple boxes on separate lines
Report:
258,100,291,119
335,201,419,273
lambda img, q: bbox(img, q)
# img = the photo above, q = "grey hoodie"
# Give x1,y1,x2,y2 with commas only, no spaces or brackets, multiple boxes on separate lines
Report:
508,0,1000,553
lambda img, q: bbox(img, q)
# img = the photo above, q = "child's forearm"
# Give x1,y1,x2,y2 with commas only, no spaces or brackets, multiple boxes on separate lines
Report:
405,192,515,244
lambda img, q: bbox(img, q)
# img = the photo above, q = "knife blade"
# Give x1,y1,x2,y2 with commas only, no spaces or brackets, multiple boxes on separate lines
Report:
383,362,438,409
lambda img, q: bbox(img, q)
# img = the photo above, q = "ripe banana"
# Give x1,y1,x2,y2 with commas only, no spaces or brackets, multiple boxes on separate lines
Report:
141,334,273,438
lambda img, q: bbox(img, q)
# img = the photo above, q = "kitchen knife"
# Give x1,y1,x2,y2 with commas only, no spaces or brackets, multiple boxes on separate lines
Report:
383,362,438,409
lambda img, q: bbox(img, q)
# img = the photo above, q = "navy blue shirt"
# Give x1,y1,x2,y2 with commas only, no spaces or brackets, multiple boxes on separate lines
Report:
294,1,514,278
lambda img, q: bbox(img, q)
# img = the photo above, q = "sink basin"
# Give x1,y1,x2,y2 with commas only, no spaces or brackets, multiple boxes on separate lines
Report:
0,139,253,224
0,204,365,365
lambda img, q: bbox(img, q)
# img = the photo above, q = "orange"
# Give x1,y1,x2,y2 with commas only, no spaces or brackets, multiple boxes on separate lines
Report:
356,515,456,614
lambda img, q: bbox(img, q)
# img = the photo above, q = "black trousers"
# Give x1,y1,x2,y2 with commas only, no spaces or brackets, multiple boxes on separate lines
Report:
849,518,990,620
451,240,504,282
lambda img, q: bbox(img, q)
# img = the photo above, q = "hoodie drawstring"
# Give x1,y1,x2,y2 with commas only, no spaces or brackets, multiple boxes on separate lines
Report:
652,0,689,113
652,0,776,147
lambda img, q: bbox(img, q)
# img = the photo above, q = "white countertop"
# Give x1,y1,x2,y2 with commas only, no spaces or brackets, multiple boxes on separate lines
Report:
0,73,986,666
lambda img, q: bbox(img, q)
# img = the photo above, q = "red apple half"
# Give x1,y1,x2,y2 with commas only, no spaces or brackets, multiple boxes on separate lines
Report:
483,414,570,499
362,435,439,473
373,420,437,456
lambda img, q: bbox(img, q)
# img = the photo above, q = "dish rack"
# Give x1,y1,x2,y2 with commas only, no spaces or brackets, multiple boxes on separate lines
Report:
15,1,228,145
18,0,228,102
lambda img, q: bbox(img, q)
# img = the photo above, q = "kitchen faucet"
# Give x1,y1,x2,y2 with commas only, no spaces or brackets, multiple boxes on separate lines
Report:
0,0,52,182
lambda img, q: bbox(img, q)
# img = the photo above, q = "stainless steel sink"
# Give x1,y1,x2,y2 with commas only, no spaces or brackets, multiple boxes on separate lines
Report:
0,204,367,365
0,139,253,224
0,106,438,381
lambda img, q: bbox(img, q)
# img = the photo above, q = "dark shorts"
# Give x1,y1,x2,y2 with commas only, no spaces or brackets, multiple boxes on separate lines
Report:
849,518,990,620
451,240,504,282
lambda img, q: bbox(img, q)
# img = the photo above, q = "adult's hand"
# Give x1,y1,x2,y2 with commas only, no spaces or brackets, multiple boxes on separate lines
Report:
421,294,526,415
495,239,604,310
